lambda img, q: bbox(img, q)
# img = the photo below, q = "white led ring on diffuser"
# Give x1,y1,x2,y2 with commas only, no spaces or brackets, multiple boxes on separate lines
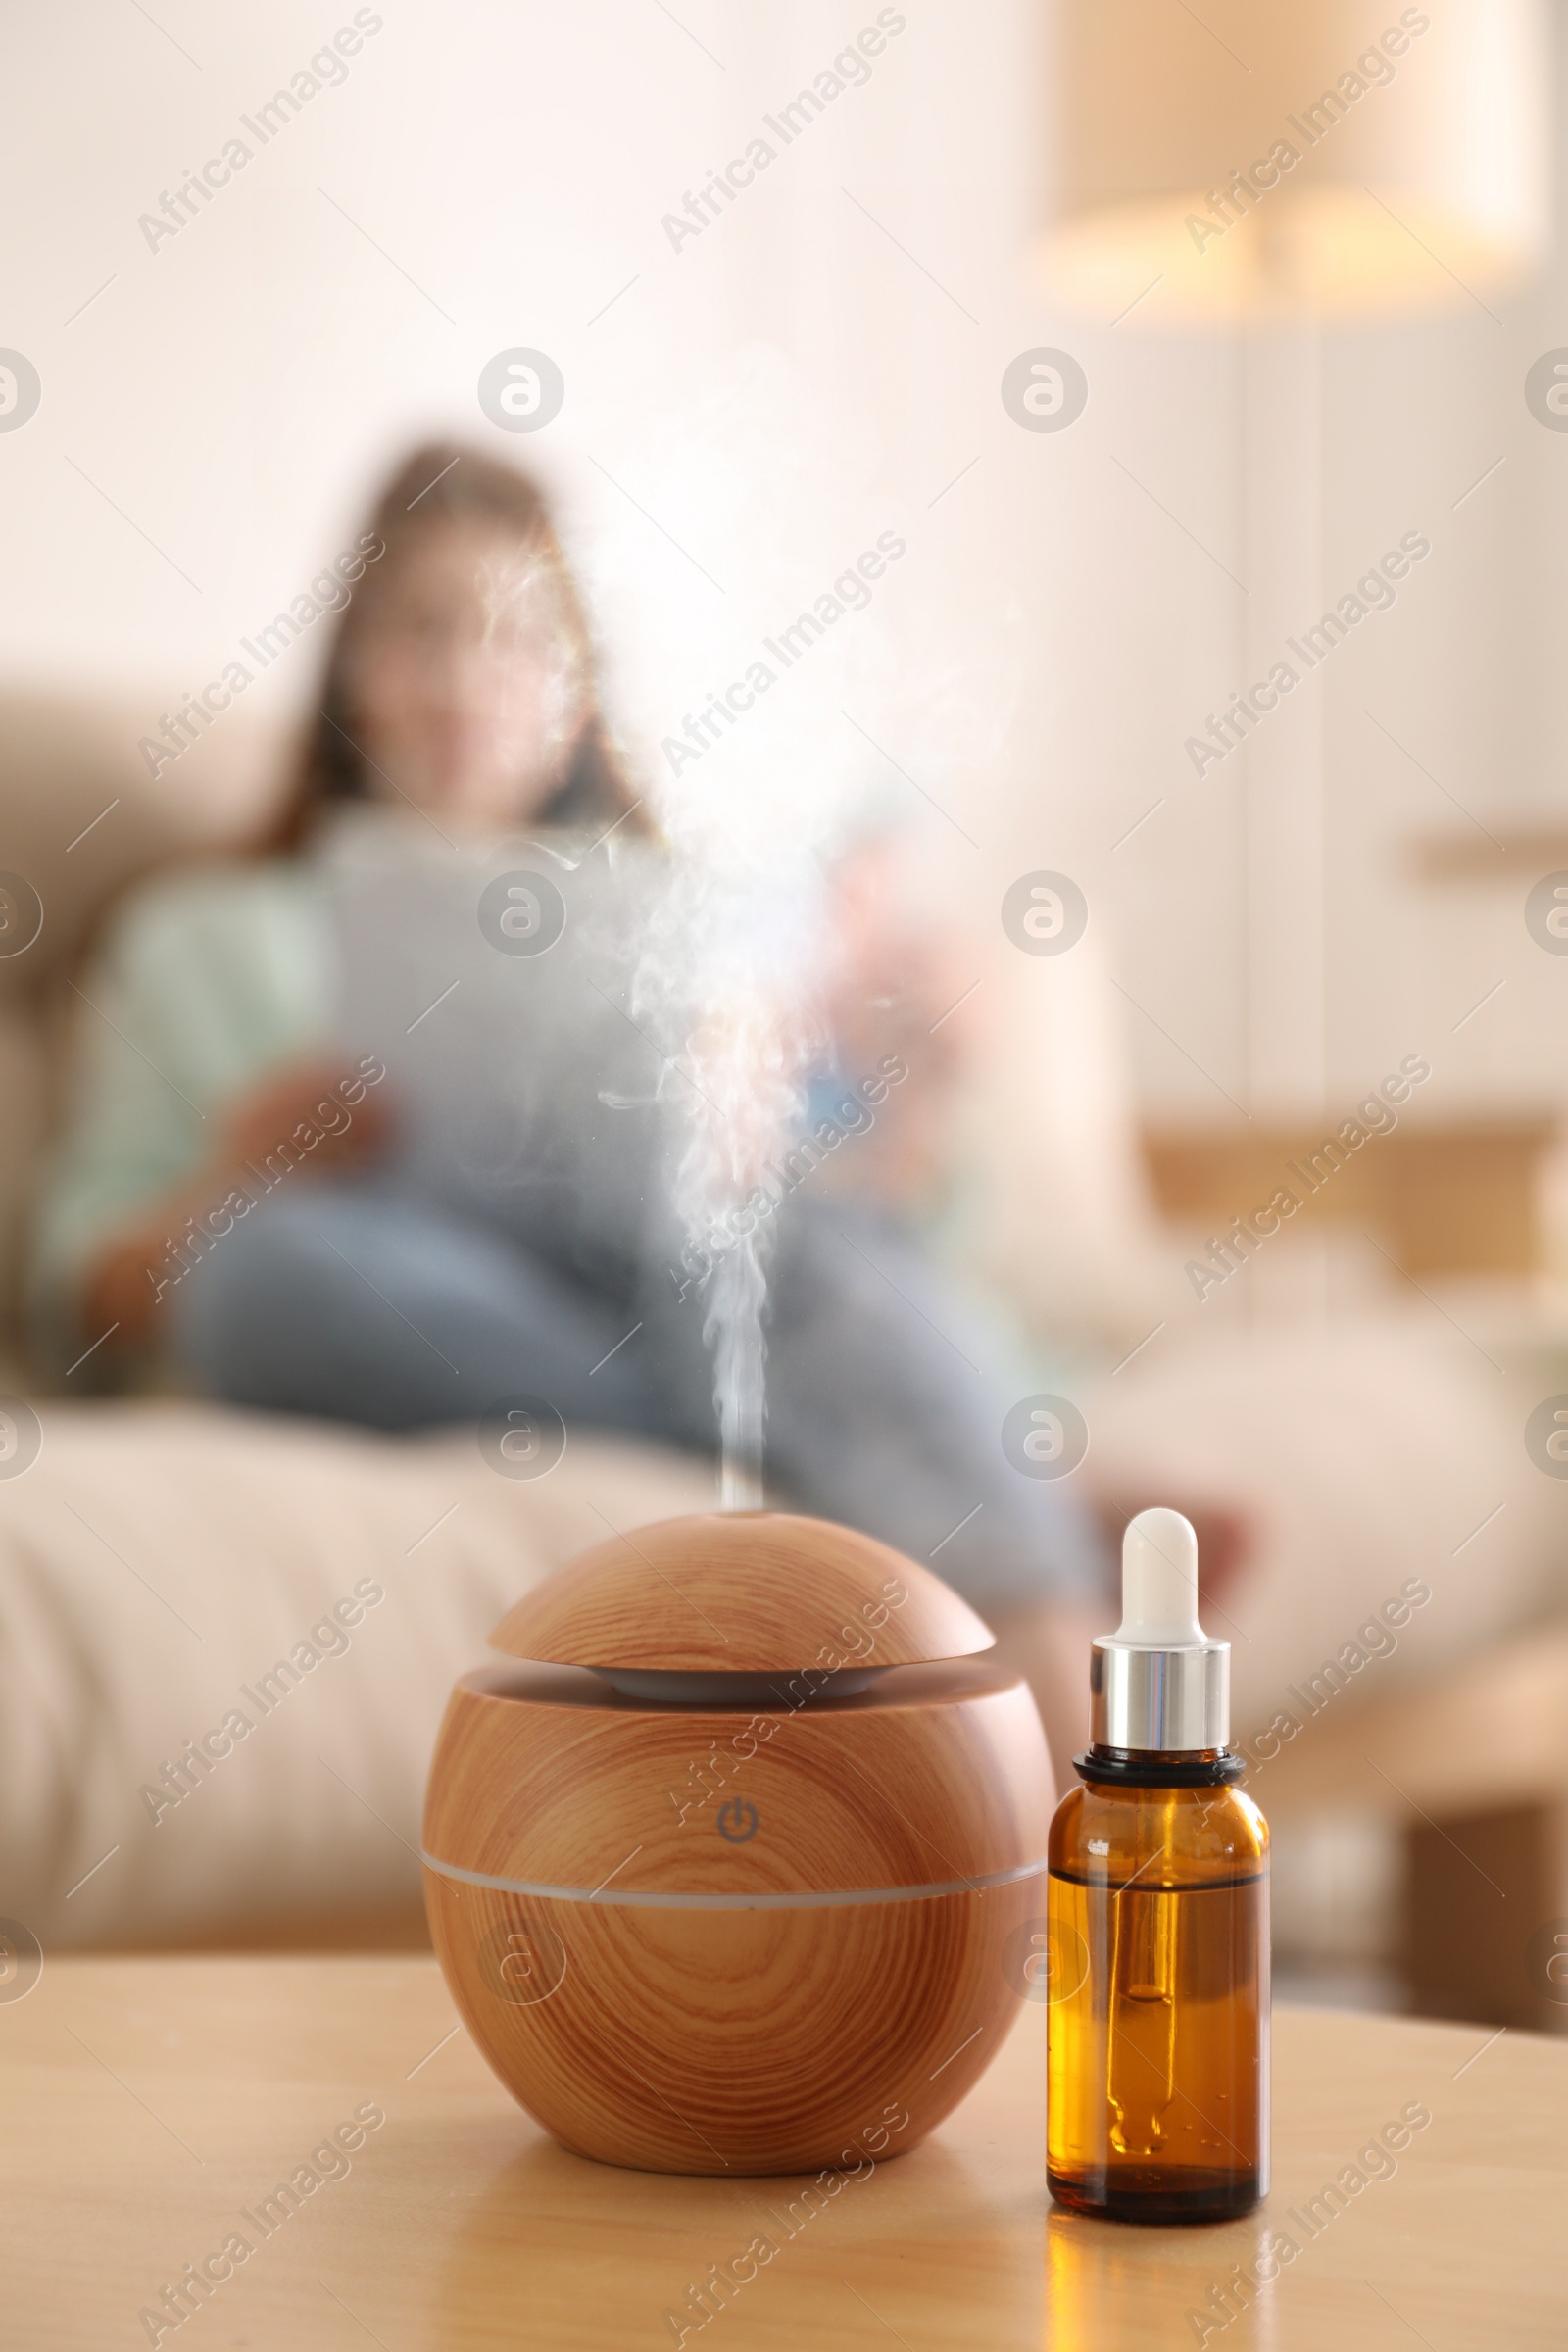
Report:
423,1850,1051,1910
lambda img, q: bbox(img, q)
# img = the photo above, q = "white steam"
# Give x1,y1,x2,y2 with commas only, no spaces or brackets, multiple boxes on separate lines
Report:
580,347,1009,1506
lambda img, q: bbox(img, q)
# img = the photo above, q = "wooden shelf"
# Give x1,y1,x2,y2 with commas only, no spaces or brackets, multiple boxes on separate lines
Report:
1143,1118,1557,1276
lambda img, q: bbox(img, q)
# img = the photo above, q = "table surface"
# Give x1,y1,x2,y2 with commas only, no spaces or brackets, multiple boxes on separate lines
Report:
3,1958,1562,2350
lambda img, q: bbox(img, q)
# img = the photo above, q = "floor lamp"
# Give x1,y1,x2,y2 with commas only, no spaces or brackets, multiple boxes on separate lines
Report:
1037,0,1547,1127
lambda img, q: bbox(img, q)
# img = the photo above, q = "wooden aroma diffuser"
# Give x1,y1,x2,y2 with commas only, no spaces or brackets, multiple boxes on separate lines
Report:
423,1511,1055,2175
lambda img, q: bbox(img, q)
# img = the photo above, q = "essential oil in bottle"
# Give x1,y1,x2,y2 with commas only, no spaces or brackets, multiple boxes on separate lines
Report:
1047,1507,1268,2224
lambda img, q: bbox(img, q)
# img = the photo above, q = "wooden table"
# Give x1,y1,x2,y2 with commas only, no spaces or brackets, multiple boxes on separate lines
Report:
3,1958,1562,2349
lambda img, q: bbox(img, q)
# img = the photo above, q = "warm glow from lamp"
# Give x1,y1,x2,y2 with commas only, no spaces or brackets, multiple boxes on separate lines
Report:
1041,0,1549,321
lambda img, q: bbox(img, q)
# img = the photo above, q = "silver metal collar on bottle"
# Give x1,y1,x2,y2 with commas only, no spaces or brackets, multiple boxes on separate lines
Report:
1090,1637,1229,1752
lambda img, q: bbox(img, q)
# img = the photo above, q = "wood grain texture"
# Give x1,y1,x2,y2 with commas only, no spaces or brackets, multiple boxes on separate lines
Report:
486,1510,994,1671
426,1872,1043,2174
422,1659,1055,2171
423,1662,1054,1895
4,1960,1563,2349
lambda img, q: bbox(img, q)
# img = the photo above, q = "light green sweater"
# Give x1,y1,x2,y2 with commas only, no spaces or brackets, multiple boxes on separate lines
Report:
32,859,334,1352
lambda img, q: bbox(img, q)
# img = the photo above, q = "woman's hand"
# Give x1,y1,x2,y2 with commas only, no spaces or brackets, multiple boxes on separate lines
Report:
215,1061,393,1181
818,838,977,1210
826,840,976,1077
78,1061,393,1352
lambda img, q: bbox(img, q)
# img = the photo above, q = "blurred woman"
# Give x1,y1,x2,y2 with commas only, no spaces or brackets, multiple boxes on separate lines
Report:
31,442,1108,1739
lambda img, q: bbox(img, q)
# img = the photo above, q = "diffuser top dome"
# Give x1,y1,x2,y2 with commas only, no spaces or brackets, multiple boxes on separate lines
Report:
489,1510,993,1673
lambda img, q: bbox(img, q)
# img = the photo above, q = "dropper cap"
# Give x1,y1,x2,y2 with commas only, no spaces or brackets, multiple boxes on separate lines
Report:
1089,1507,1230,1753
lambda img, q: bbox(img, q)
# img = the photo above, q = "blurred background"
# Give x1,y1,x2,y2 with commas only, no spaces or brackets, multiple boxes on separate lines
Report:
2,0,1566,2034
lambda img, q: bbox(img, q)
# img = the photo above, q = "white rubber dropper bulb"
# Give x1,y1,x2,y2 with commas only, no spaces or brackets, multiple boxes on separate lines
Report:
1113,1507,1204,1648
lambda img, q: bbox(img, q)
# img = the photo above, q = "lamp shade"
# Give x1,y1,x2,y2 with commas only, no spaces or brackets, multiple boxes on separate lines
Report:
1041,0,1548,319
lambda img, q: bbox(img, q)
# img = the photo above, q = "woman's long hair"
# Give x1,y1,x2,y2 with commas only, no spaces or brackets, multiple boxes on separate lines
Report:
269,440,643,850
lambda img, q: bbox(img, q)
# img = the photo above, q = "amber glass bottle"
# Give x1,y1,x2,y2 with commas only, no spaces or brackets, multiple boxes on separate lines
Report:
1046,1509,1269,2224
1047,1767,1268,2222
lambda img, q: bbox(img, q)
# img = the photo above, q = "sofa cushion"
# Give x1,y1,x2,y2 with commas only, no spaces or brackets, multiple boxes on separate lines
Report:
0,687,282,1006
0,1401,715,1949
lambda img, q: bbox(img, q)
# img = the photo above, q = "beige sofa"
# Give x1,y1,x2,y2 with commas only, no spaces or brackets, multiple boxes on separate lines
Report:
0,690,717,1951
2,687,1560,1988
0,682,1191,1951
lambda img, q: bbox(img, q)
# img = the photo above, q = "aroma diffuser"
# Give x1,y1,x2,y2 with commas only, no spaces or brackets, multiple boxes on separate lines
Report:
422,1511,1055,2174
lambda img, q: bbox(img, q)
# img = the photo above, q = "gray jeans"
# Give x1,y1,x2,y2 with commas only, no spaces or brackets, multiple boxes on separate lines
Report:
171,1182,1108,1615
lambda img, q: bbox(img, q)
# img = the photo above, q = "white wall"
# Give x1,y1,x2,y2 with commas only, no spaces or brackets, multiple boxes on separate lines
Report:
3,0,1566,1131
